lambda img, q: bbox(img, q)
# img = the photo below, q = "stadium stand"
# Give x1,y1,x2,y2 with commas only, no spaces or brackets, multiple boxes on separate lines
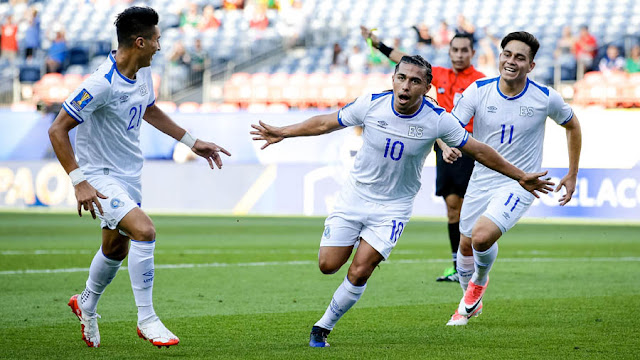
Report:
0,0,638,108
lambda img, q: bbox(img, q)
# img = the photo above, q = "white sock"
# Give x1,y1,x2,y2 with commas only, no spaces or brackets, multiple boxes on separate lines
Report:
471,243,499,287
456,249,474,292
80,247,122,316
314,276,367,331
128,240,157,323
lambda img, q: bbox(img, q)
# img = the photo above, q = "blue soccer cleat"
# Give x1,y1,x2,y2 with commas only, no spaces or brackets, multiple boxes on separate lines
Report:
309,326,331,347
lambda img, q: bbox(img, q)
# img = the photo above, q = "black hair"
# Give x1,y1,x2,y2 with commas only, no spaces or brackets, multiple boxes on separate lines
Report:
500,31,540,61
114,6,159,47
450,33,475,50
394,55,433,84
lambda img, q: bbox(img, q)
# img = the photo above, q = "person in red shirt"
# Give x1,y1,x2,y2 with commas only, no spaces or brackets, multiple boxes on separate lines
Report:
1,15,19,62
574,25,598,73
362,27,485,282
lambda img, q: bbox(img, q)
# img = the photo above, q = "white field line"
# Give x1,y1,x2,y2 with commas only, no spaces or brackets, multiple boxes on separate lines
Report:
0,249,423,256
1,257,638,276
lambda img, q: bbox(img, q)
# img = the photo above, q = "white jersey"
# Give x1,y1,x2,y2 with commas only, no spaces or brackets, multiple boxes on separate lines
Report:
452,76,573,190
338,91,469,204
63,51,156,179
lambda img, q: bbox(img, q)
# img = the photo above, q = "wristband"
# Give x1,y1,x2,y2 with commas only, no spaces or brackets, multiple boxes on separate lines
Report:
69,168,86,186
180,132,197,148
378,42,393,57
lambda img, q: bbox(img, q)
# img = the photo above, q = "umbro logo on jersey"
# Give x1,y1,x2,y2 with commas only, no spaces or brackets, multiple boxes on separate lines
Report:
139,84,148,96
487,106,498,113
377,121,388,128
119,95,129,103
502,212,510,220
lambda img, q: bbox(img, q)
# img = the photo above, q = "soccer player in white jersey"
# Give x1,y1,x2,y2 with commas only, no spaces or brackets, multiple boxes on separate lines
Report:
48,7,230,348
443,31,582,326
250,55,554,347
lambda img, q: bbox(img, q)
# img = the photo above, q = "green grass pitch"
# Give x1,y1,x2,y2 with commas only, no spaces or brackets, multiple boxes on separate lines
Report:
0,212,639,359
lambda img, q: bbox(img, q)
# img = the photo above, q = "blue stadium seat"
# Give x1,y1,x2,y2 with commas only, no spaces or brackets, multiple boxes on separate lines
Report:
19,65,42,83
68,47,90,66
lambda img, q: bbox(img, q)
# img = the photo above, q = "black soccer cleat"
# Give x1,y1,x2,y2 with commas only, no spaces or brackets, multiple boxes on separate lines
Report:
309,326,331,347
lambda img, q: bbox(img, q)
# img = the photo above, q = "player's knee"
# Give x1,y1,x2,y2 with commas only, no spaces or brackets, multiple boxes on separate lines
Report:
132,224,156,242
347,264,372,285
471,229,493,252
318,257,342,274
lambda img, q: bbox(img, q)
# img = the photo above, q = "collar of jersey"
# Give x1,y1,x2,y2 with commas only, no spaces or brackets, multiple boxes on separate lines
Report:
391,94,426,118
109,51,136,84
496,76,530,100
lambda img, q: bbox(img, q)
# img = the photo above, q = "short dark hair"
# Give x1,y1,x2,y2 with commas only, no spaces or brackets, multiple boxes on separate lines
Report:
450,33,474,50
394,55,433,84
500,31,540,61
114,6,159,47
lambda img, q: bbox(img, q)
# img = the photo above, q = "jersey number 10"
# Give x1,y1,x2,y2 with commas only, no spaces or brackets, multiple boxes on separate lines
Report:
383,138,404,161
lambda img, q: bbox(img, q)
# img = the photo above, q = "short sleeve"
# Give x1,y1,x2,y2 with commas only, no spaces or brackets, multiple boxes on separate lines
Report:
143,69,156,107
451,83,478,127
548,87,574,125
438,113,470,148
62,76,110,124
337,92,373,127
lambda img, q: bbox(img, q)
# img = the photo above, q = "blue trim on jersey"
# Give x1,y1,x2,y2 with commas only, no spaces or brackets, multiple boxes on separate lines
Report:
423,98,444,115
476,77,499,88
62,102,85,123
457,131,470,148
496,76,529,100
337,109,346,126
371,91,392,101
560,109,574,125
391,94,426,118
108,51,136,84
147,99,156,108
528,79,550,96
451,113,466,128
104,63,116,83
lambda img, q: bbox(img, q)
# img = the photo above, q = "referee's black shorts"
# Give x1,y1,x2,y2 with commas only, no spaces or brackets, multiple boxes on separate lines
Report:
434,144,475,198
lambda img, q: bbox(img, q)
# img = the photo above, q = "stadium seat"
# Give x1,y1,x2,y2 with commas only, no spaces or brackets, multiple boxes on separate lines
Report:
19,65,42,83
67,47,90,66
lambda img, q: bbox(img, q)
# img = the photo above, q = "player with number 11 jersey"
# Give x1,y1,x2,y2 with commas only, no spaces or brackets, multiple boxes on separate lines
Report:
452,76,573,191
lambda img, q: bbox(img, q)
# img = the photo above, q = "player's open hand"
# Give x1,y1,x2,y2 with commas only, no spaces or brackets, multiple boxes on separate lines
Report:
250,120,285,149
554,173,577,206
74,181,107,219
518,170,555,198
360,26,380,48
192,140,231,169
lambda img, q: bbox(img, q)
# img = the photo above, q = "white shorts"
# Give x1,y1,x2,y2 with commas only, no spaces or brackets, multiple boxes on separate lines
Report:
86,175,141,231
459,182,534,237
320,187,412,260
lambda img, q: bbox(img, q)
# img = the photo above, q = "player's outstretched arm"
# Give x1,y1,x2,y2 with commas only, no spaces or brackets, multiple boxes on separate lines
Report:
144,104,231,169
250,111,342,150
556,114,582,206
48,111,107,219
360,25,406,64
460,137,555,197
